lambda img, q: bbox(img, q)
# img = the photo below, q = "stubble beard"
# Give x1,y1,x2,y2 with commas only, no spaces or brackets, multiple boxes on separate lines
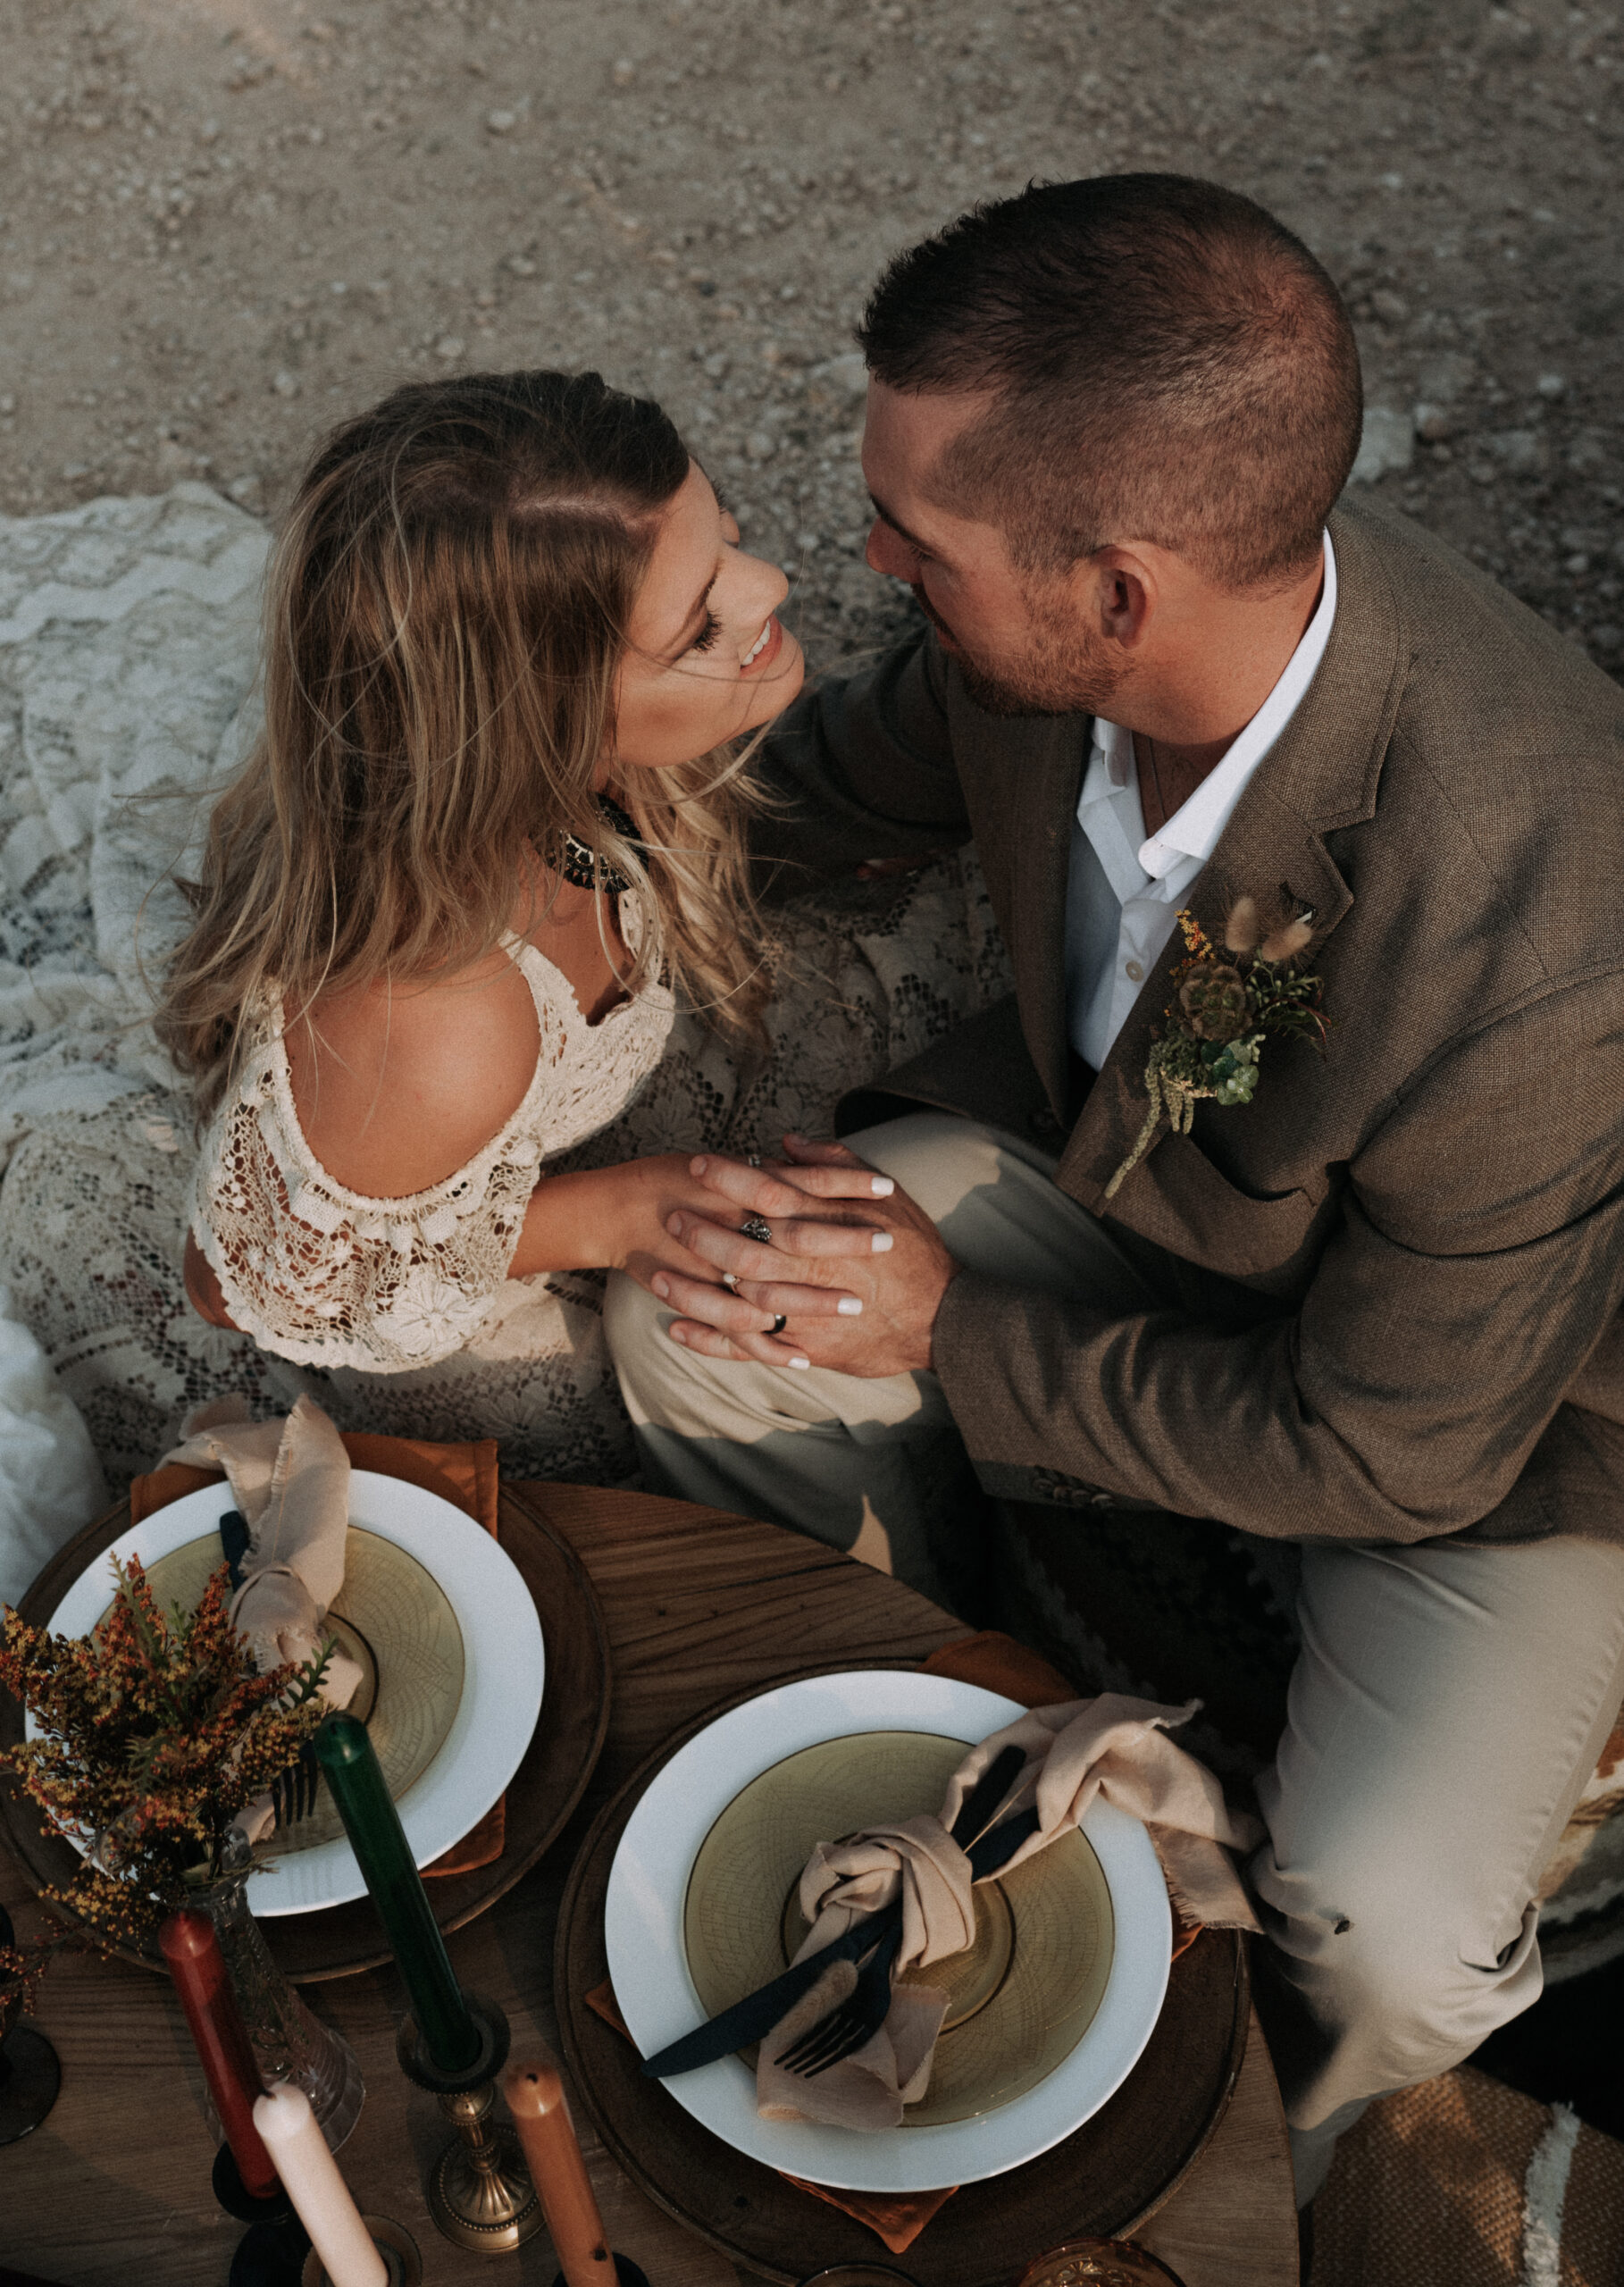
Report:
914,585,1126,722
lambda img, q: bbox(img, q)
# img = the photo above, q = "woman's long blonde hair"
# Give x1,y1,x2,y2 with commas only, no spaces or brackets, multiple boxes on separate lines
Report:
156,368,772,1118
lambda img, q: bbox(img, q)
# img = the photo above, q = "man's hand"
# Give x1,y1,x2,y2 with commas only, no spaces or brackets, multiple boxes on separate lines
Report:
653,1135,959,1378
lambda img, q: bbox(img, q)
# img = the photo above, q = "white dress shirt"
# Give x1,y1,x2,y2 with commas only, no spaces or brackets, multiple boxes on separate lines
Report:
1065,532,1338,1073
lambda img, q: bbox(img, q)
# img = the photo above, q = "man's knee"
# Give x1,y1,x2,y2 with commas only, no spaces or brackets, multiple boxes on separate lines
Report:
602,1269,691,1414
1253,1828,1541,2073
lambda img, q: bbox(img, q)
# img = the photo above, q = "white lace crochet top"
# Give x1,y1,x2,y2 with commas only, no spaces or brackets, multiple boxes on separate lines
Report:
190,906,674,1373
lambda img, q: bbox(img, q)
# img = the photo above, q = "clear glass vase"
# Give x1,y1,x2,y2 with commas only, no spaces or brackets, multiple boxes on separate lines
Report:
197,1827,364,2152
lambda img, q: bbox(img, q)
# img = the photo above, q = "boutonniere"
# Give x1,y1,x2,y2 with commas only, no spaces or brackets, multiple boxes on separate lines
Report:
1104,896,1327,1200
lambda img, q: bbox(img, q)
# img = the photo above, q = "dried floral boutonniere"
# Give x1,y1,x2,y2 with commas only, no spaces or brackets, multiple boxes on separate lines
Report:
1104,895,1327,1200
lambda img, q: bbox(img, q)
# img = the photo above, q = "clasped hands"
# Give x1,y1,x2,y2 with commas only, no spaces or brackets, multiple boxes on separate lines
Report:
649,1135,959,1378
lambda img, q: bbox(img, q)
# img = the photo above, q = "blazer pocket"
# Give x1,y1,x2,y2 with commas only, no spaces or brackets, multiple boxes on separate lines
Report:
1102,1129,1334,1293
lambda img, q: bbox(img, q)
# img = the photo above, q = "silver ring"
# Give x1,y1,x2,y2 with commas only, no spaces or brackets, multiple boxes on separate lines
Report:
769,1312,788,1335
746,1153,762,1169
741,1214,773,1245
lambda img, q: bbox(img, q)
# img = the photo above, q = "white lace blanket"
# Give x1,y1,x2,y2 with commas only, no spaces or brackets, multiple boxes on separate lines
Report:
0,480,268,1174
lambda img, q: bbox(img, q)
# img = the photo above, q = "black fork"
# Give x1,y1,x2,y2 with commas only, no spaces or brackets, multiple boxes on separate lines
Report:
774,1740,1028,2078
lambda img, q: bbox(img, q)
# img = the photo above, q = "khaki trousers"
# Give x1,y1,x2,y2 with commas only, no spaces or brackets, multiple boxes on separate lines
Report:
603,1114,1624,2192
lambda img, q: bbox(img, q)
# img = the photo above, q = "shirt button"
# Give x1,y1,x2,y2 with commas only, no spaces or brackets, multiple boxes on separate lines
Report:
1125,960,1144,982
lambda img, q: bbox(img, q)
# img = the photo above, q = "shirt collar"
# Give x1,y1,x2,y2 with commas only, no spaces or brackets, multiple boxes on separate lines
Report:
1092,530,1338,884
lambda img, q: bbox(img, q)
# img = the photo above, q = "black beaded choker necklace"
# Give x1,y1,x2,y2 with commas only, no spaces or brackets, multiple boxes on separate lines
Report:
558,795,639,893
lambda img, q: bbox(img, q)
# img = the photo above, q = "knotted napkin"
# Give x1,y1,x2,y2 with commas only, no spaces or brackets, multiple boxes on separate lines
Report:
758,1694,1265,2132
161,1394,364,1838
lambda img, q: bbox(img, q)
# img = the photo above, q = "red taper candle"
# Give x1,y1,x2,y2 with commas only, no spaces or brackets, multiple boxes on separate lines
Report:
501,2058,610,2286
160,1907,279,2200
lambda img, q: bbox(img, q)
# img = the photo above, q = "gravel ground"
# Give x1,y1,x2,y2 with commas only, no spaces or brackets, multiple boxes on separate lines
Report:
0,0,1620,672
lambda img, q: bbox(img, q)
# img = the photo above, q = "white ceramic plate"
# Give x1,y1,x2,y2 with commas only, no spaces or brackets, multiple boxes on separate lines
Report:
605,1670,1172,2192
35,1470,545,1917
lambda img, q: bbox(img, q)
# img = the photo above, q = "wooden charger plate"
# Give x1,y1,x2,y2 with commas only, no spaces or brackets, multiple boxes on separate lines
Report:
0,1484,611,1981
556,1671,1250,2287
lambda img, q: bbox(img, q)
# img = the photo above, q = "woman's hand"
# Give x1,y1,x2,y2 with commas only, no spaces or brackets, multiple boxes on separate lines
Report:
651,1135,960,1378
509,1153,878,1364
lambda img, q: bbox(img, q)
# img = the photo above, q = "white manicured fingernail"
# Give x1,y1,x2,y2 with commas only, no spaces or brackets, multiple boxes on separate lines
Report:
789,1353,811,1369
870,1176,894,1195
652,1276,669,1300
871,1231,893,1252
837,1296,863,1315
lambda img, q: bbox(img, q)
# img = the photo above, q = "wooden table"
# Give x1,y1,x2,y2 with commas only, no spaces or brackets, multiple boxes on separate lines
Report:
0,1484,1298,2287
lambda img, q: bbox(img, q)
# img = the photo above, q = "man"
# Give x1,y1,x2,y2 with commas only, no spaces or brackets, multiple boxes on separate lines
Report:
603,175,1624,2197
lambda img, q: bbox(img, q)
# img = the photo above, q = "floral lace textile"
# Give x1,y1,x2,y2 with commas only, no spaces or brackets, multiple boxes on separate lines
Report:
0,486,1014,1492
193,921,674,1372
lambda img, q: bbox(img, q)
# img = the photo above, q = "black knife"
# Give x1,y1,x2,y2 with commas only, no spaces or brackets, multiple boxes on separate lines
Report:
639,1756,1039,2082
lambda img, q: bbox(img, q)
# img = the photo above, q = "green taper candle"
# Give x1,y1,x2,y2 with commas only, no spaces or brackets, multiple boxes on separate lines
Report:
314,1710,481,2073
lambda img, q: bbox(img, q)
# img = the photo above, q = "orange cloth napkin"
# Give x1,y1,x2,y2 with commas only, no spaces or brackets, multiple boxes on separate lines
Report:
130,1427,505,1876
588,1629,1209,2255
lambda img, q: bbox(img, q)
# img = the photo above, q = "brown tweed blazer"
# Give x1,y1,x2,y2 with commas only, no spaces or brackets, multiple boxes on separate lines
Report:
754,498,1624,1547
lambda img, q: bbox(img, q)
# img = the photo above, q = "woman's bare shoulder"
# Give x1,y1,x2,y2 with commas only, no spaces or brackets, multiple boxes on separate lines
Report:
285,951,542,1201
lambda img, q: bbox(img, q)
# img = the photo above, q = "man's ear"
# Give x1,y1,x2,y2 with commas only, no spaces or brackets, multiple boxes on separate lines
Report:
1085,547,1158,649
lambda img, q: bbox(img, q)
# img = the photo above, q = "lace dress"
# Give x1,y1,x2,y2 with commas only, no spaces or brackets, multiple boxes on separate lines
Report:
0,485,1015,1492
191,920,674,1374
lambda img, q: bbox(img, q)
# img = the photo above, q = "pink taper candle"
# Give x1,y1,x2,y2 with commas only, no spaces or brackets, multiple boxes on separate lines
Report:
253,2081,386,2287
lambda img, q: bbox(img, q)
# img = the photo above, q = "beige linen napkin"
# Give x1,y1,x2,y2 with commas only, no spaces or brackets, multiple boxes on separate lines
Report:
758,1694,1265,2132
162,1395,363,1836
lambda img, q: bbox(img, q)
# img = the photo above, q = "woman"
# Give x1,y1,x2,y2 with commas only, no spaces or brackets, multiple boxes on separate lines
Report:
141,369,1007,1472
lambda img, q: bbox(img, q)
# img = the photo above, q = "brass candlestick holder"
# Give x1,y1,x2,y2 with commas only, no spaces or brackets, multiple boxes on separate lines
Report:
396,1993,541,2254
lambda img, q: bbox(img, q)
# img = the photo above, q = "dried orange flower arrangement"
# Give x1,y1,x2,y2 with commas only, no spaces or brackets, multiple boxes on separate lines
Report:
0,1554,331,2002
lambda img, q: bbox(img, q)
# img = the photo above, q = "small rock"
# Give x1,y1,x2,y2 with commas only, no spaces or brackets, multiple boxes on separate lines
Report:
1486,428,1549,475
1536,373,1568,401
1564,554,1591,575
1417,351,1476,406
807,349,869,415
1350,406,1414,483
702,353,730,380
227,473,264,510
745,431,776,463
435,336,465,361
506,255,537,276
0,394,15,415
272,369,299,398
1412,401,1455,443
486,109,516,135
611,57,637,86
1370,289,1409,325
61,461,92,482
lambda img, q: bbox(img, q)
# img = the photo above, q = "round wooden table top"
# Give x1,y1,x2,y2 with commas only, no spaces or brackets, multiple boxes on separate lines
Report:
0,1484,1299,2287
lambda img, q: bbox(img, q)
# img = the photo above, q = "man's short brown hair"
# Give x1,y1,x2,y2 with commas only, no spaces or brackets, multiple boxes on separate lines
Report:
857,174,1362,592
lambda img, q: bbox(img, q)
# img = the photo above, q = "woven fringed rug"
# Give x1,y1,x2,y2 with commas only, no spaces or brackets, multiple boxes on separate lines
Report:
1312,2065,1624,2287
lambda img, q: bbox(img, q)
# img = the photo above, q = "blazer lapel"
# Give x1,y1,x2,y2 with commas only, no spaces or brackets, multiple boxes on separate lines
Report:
1059,499,1411,1212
